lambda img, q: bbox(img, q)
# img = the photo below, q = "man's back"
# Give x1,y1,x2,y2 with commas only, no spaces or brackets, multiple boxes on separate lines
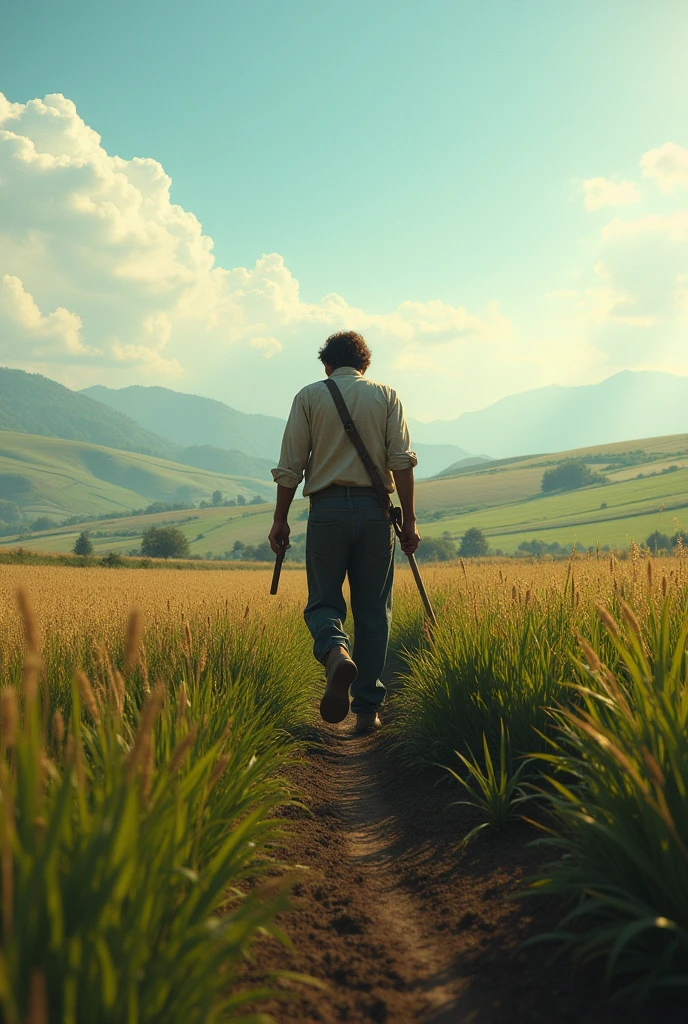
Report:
273,365,415,495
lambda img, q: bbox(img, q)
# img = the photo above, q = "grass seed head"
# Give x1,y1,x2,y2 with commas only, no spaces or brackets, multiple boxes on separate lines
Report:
597,603,621,640
76,671,100,725
124,607,143,670
1,688,18,749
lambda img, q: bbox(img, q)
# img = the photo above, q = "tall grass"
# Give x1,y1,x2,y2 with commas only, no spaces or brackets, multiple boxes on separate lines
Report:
389,556,688,769
528,598,688,999
0,592,319,1023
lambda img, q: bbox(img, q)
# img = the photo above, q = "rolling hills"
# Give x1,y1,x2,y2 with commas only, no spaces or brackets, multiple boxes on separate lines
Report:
0,367,176,458
0,431,273,522
4,432,688,558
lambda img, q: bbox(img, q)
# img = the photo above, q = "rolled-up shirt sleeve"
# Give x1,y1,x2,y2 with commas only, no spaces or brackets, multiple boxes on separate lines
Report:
385,390,418,471
272,392,312,488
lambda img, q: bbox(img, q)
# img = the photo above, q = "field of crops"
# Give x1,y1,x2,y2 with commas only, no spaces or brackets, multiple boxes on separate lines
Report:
4,432,688,561
1,555,687,1021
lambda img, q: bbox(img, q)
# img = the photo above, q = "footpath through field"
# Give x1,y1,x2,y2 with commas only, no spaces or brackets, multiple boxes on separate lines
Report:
254,718,685,1024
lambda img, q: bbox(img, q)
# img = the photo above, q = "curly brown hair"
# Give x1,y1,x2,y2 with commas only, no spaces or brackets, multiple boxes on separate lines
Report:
318,331,371,373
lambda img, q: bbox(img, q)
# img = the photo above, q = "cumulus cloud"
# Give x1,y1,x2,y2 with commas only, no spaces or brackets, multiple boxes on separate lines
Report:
4,91,686,419
0,91,514,414
579,176,639,210
0,274,94,357
250,335,283,358
640,142,688,194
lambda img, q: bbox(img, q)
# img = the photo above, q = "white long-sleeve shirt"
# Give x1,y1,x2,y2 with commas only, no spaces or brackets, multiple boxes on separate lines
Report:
272,367,417,496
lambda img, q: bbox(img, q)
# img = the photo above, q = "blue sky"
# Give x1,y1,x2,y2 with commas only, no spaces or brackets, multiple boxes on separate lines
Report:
2,1,688,419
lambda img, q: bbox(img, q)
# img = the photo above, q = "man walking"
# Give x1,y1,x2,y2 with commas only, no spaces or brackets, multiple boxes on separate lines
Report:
269,331,420,732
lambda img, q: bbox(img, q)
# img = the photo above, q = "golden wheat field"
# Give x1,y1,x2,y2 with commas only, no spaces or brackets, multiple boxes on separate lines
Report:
1,553,685,646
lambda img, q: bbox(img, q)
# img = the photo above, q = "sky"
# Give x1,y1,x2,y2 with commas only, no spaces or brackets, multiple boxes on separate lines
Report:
1,0,688,421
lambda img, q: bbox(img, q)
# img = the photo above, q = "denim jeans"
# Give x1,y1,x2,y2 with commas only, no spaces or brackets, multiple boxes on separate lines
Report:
304,485,395,715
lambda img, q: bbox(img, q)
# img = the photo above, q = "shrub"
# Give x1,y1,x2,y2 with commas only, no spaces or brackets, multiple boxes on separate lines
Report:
415,535,457,562
141,526,190,559
29,516,56,532
541,460,607,493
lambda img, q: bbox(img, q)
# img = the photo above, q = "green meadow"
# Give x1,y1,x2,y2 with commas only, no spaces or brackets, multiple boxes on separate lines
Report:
2,431,687,557
0,431,272,519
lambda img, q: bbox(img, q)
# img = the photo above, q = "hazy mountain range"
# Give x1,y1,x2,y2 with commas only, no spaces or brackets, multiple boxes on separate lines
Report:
83,385,285,462
3,367,688,485
409,371,688,458
82,384,470,478
0,369,274,483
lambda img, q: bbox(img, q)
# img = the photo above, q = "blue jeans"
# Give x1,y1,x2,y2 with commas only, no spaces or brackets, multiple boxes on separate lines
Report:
304,485,395,715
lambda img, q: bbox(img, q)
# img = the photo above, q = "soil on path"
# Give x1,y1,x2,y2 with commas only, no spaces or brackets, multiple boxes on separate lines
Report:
253,722,682,1024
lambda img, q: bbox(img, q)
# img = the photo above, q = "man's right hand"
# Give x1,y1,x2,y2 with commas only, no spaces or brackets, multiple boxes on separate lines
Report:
399,519,421,556
268,520,291,555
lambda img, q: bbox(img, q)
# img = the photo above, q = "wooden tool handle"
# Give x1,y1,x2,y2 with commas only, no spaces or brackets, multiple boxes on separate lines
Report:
406,553,438,627
270,552,285,595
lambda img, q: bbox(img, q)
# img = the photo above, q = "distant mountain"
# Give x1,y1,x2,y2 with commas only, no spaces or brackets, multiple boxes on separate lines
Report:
0,367,176,459
413,443,472,479
409,371,688,458
82,385,286,461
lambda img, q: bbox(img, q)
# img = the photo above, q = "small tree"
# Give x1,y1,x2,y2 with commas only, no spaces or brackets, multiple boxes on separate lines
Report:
646,530,671,554
140,525,190,559
73,531,93,557
236,494,246,507
459,527,488,558
212,490,222,506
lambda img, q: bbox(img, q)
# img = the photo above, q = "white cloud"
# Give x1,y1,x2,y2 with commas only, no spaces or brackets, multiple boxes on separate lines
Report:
640,142,688,194
4,94,686,419
579,176,639,210
250,335,283,358
0,274,94,357
0,91,515,415
601,210,688,242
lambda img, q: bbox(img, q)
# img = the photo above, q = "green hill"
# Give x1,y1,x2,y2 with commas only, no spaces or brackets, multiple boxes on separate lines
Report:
415,433,688,552
82,384,286,461
0,367,177,459
0,431,273,523
4,432,688,559
0,368,277,483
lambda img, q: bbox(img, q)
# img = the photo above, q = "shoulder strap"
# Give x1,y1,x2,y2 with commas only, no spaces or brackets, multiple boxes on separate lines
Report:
324,379,401,530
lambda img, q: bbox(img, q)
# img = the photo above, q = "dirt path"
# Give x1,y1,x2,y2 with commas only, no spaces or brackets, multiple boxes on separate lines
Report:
330,724,479,1023
253,720,682,1024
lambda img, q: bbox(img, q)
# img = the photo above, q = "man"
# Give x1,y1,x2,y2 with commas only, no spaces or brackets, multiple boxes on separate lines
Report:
269,330,421,732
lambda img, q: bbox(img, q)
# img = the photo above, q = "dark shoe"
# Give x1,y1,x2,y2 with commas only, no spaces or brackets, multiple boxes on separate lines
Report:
320,647,357,723
355,712,382,733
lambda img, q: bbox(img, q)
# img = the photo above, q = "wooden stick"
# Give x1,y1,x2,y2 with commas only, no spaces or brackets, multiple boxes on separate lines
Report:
406,553,438,627
270,552,285,595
